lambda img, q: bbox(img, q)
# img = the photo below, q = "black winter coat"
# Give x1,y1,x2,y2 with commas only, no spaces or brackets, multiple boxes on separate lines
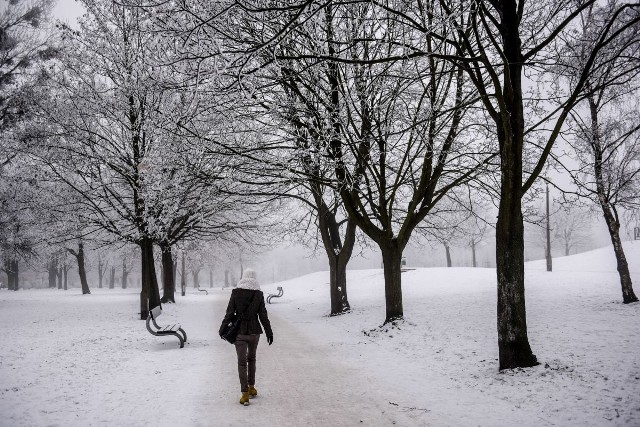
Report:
219,288,273,337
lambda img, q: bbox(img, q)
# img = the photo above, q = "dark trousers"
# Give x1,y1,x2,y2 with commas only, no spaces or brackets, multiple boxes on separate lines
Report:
234,334,260,392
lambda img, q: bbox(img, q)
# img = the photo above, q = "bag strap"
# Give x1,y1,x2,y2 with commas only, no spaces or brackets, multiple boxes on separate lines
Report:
239,291,258,320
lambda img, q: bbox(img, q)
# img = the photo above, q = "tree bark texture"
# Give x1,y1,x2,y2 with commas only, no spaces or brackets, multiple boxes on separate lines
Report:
445,244,452,267
603,212,638,303
494,1,538,369
328,254,350,316
74,242,91,295
315,195,355,316
160,242,176,303
380,241,404,323
139,237,161,320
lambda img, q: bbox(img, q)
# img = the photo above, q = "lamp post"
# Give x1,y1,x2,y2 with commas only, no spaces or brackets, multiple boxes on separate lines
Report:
546,183,552,272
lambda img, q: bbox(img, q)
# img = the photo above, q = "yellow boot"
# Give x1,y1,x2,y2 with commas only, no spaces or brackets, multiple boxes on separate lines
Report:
239,392,250,406
248,385,258,399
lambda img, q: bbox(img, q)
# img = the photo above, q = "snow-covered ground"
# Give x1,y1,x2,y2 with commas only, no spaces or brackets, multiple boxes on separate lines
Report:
1,242,638,426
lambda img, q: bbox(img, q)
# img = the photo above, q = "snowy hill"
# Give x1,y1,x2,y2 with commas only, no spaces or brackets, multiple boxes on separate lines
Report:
260,241,640,425
526,240,640,273
0,242,638,426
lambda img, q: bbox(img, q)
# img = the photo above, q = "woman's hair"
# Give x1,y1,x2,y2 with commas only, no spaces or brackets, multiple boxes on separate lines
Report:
242,268,257,280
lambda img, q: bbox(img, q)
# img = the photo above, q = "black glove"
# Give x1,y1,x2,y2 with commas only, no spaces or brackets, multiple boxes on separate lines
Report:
267,335,273,345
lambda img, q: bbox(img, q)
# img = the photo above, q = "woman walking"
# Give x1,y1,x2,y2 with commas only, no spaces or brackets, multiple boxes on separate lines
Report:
219,268,273,406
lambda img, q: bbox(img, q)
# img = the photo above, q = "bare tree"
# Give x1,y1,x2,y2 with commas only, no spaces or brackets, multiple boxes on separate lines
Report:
320,0,640,368
153,2,359,315
370,0,640,368
0,0,56,291
557,4,640,303
553,207,591,257
233,3,486,323
565,97,639,302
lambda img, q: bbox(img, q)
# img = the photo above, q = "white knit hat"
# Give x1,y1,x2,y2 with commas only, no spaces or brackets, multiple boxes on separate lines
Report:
237,268,260,290
242,268,257,280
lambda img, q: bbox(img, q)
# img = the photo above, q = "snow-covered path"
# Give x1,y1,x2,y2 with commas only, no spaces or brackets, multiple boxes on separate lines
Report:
0,289,417,426
182,291,418,426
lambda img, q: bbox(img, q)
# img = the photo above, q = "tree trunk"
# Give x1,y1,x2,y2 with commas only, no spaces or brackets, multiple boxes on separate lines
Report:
57,267,62,289
63,267,68,290
7,266,14,290
1,264,8,290
589,96,638,304
380,241,404,323
6,259,18,291
172,259,177,287
328,254,350,316
160,241,176,303
109,266,115,289
74,242,91,295
121,258,128,289
224,270,229,288
496,201,537,369
48,260,57,288
471,240,477,268
209,270,213,288
565,241,570,257
192,270,200,288
181,251,186,297
545,183,552,272
601,210,638,303
313,188,355,315
494,2,538,370
14,260,19,291
13,260,19,290
139,237,161,320
445,244,452,267
98,257,104,289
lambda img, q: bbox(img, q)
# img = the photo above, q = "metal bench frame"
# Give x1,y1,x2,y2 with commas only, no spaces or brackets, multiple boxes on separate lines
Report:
267,286,283,304
146,306,188,348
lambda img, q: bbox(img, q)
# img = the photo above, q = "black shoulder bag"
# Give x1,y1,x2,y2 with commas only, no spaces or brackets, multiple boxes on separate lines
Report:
220,292,257,344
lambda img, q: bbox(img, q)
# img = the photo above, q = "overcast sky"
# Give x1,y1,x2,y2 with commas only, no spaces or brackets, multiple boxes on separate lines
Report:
52,0,84,25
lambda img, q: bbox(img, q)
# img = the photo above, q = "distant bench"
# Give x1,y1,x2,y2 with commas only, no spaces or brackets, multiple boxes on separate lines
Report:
197,287,208,295
146,306,188,348
267,286,283,304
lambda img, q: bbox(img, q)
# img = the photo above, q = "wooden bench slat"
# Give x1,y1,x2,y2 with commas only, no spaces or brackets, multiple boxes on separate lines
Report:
146,305,187,348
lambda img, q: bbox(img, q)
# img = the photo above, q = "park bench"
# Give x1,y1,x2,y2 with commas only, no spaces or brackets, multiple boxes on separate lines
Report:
197,287,208,295
146,306,188,348
267,286,283,304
